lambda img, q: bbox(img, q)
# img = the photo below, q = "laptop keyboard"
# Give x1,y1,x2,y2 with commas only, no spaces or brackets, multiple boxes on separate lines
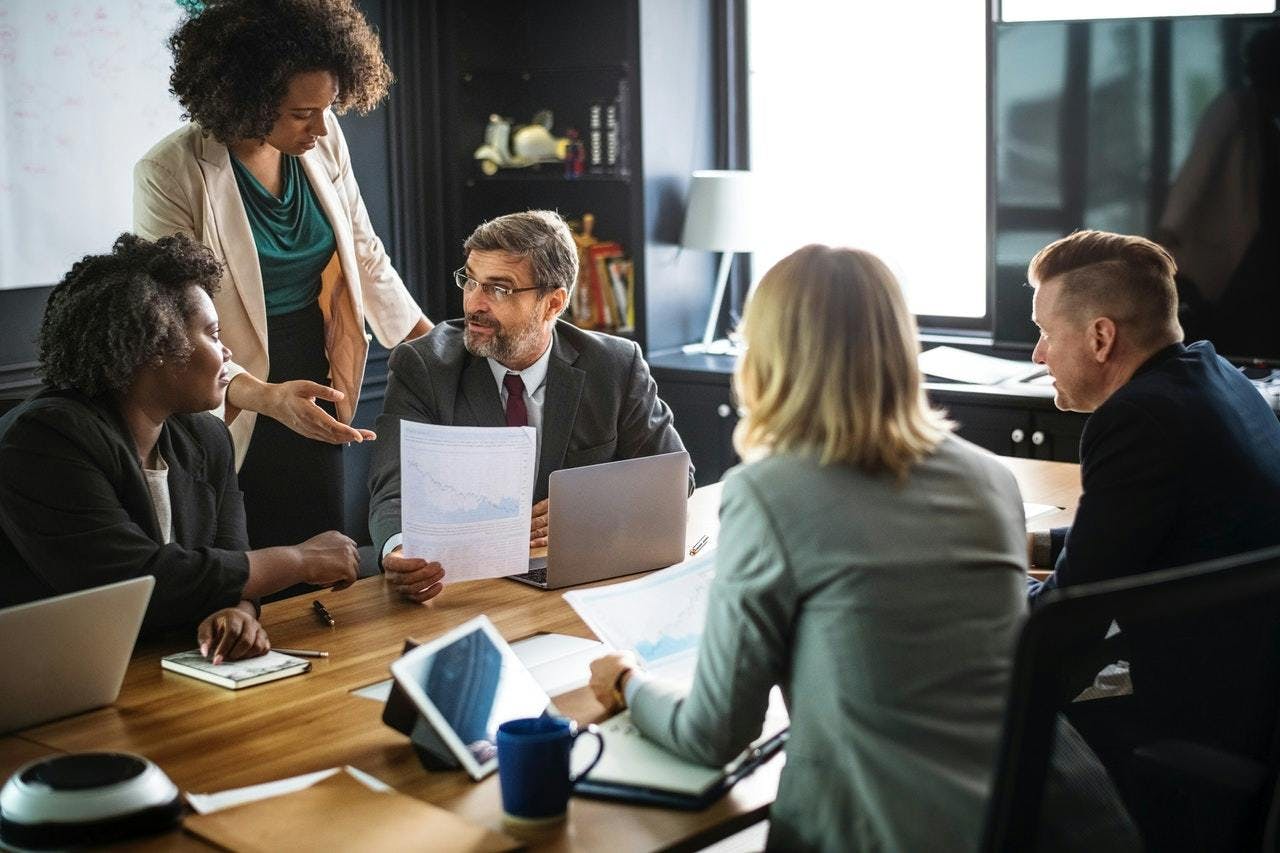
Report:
512,566,548,586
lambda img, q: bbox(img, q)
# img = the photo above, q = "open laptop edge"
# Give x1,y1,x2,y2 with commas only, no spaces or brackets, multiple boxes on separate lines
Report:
0,576,154,734
510,450,690,590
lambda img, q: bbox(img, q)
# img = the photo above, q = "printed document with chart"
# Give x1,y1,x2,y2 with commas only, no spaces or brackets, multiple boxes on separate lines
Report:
400,422,536,581
563,550,717,683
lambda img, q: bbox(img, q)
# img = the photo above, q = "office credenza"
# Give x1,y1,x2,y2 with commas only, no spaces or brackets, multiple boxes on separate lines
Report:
649,349,1091,488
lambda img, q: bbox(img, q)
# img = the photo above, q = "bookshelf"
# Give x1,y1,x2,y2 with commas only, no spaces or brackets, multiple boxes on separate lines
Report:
426,0,720,353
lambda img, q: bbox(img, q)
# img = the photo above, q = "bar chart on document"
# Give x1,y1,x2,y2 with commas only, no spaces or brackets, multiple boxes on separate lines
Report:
400,421,537,581
563,551,717,683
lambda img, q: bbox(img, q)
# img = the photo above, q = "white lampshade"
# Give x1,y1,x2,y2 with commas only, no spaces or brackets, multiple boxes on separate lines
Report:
680,170,757,252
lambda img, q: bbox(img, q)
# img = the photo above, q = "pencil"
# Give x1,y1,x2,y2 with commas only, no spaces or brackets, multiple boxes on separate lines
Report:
689,534,709,556
273,648,329,658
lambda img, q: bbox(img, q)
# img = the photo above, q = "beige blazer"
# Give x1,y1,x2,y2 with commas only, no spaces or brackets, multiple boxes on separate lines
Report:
133,112,422,469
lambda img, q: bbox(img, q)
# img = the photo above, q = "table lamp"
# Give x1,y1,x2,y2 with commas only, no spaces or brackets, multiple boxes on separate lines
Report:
680,170,756,353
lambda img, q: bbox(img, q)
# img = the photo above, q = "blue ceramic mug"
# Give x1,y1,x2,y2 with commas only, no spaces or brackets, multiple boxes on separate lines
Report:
496,716,604,823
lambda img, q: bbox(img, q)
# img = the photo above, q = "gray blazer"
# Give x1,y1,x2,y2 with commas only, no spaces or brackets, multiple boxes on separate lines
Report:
629,436,1136,852
367,319,691,557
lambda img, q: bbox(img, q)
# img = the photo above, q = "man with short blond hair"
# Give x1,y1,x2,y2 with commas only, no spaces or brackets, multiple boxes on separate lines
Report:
1025,229,1280,587
1024,228,1280,821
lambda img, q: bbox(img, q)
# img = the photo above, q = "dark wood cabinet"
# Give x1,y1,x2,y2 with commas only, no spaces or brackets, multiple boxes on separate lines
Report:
929,392,1087,462
650,350,1092,486
649,350,739,486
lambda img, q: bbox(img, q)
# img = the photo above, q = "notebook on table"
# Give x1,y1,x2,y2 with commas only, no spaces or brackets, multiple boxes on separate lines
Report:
161,649,309,690
571,711,789,810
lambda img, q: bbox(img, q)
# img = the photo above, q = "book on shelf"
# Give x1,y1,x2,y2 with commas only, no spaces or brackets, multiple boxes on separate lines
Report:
587,242,625,330
605,256,635,332
161,649,310,690
569,214,633,334
588,103,603,169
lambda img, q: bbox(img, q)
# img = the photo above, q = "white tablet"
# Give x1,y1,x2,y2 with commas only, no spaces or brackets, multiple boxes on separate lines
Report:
389,615,553,780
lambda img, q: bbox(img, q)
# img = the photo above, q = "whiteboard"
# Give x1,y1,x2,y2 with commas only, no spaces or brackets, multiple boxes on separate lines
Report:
0,0,186,289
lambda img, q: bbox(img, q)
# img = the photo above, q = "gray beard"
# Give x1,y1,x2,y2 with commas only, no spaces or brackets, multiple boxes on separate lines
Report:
463,313,546,366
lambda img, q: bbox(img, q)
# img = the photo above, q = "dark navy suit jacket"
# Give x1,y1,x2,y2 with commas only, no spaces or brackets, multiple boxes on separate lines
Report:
1030,341,1280,752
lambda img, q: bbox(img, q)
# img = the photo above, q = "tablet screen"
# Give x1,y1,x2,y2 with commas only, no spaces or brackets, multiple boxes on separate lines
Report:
409,623,551,767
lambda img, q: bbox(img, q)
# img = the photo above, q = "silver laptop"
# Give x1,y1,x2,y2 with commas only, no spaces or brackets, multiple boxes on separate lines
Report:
510,450,690,590
0,576,154,734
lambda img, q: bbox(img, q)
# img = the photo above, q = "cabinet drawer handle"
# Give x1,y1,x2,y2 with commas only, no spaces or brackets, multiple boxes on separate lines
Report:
1031,430,1046,446
717,404,733,418
1010,428,1025,444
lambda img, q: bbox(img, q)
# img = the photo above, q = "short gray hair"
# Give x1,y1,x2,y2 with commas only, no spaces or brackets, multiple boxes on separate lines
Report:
463,210,578,299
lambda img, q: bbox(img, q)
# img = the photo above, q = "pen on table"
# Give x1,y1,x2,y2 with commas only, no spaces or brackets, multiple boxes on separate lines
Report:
689,534,709,556
313,599,335,627
273,648,330,659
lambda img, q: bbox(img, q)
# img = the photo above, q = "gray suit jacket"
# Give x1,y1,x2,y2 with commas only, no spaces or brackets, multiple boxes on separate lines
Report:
367,319,691,557
629,436,1136,852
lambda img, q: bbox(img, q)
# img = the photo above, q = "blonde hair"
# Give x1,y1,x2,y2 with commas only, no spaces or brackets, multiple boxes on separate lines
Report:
733,244,951,479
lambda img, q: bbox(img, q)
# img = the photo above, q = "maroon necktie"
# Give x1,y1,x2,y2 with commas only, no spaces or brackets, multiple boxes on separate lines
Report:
503,373,528,427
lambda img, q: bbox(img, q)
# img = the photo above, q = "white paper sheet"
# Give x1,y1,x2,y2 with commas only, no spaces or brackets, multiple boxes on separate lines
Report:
400,422,536,582
512,633,607,695
1023,502,1062,523
350,634,606,702
919,345,1047,385
185,766,391,815
563,550,717,684
351,679,394,702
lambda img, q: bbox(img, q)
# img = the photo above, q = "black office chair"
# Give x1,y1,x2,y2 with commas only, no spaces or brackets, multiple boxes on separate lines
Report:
980,544,1280,853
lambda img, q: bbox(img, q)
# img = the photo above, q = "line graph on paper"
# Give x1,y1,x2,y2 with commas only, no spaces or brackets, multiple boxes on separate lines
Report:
409,460,522,524
563,551,717,681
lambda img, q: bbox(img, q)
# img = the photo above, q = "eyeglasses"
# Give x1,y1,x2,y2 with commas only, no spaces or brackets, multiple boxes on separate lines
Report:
453,268,544,301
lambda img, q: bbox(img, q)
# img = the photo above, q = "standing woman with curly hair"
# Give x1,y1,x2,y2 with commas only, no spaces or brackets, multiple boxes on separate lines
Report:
0,233,359,661
134,0,433,552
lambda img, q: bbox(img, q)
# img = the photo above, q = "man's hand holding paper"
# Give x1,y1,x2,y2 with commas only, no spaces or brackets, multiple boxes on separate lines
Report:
383,548,447,603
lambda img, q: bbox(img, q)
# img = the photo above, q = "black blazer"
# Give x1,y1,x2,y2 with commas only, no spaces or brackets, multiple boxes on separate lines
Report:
1031,341,1280,751
368,319,692,557
0,389,250,633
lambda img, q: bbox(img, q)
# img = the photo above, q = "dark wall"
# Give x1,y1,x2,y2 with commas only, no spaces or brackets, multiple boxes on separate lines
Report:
0,285,51,409
639,0,719,353
340,0,398,543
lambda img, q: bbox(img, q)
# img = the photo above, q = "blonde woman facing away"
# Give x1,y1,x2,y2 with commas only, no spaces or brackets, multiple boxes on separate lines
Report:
589,245,1138,851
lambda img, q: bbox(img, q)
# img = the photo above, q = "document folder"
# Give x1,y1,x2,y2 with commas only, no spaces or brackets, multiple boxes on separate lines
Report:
572,718,788,810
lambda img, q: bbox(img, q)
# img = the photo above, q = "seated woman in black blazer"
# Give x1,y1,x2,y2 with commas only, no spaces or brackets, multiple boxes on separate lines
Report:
0,233,360,661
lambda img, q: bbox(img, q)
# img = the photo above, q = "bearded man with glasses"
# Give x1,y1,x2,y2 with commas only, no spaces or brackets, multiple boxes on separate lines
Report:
367,210,692,603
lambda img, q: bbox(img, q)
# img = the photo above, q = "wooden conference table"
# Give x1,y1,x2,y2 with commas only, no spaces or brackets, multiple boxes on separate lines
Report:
0,457,1080,852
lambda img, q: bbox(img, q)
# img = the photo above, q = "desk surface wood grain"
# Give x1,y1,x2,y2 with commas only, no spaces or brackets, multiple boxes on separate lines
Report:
10,457,1079,852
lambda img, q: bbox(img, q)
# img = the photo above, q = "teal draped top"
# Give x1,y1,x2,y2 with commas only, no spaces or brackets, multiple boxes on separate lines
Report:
230,153,336,317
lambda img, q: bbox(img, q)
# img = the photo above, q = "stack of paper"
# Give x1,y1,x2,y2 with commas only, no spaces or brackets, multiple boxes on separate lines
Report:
918,345,1047,385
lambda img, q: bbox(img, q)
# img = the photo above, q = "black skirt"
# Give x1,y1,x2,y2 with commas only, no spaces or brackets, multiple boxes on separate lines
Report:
238,301,345,550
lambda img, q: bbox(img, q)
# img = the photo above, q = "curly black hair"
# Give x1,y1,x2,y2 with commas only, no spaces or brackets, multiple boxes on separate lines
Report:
38,233,223,398
168,0,394,144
